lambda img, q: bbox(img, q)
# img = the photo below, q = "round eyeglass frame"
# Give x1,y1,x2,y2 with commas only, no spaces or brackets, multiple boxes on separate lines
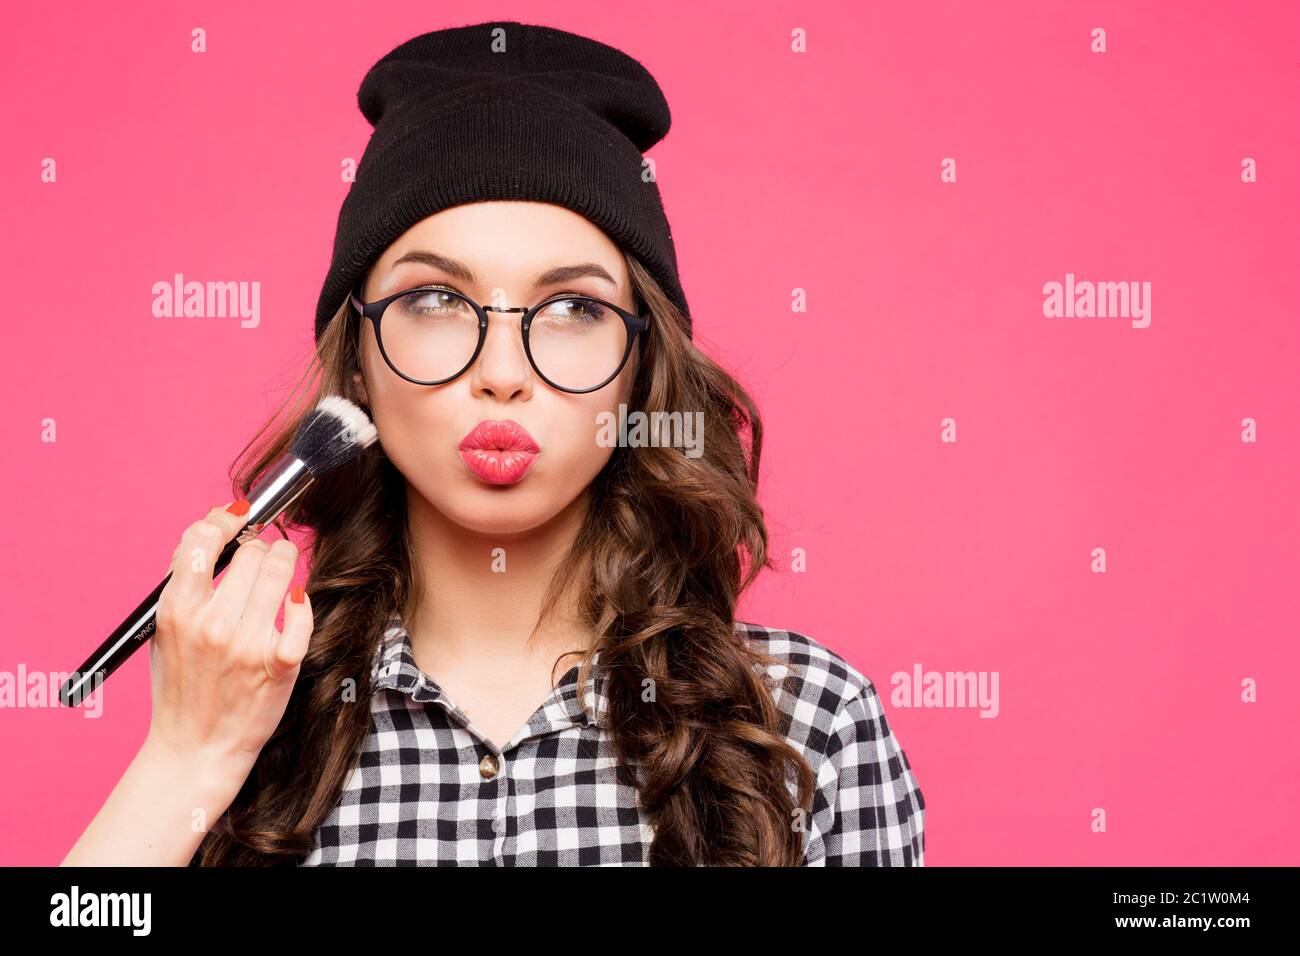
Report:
349,282,651,394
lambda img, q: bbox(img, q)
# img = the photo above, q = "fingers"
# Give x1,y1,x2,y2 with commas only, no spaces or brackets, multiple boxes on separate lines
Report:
234,538,299,650
264,585,313,680
161,501,252,616
202,536,272,627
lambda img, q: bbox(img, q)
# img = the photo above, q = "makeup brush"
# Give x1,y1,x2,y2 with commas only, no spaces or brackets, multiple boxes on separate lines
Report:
58,395,378,708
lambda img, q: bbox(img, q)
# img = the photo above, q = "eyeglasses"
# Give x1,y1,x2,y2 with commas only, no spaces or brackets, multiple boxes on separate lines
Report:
349,282,650,394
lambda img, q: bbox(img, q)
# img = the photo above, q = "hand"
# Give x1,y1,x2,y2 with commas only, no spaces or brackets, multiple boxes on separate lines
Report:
145,500,313,787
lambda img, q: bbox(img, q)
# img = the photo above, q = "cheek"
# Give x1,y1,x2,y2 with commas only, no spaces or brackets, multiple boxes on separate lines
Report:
359,331,437,435
386,411,451,473
548,399,615,476
367,379,464,475
555,361,637,475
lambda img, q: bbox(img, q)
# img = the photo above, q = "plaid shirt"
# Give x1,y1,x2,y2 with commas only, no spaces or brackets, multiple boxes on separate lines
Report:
299,616,925,866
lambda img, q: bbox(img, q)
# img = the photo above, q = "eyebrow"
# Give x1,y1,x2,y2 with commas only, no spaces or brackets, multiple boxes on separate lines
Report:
389,250,618,290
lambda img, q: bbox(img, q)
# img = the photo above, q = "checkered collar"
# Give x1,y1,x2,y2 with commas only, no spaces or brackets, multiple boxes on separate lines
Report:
369,614,608,734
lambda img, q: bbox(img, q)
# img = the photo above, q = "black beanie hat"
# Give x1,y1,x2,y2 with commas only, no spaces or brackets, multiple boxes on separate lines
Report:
314,19,690,341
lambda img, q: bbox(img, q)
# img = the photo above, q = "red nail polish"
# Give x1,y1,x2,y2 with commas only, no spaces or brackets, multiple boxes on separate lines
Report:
290,585,306,604
226,498,250,516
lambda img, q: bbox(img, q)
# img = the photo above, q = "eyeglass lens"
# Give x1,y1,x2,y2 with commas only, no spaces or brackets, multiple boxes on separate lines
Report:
378,289,630,390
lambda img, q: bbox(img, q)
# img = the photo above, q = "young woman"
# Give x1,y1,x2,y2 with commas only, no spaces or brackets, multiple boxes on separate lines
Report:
62,21,924,867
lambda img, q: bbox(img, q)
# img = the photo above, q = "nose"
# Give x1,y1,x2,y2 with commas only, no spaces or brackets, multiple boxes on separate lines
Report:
467,308,533,402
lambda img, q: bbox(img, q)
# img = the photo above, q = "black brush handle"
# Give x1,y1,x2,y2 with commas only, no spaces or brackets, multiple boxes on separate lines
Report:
58,533,252,707
58,455,313,708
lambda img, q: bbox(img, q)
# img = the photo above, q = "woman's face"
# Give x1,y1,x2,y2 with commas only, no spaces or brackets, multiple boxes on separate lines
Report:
353,200,640,535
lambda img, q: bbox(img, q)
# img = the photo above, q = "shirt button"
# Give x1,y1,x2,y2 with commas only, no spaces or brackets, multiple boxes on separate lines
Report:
479,754,499,779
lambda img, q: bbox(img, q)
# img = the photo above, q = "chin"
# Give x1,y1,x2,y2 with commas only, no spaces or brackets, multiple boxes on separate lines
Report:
445,501,562,536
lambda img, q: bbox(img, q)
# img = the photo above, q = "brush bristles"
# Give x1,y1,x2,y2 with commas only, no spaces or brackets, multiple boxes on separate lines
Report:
290,395,379,476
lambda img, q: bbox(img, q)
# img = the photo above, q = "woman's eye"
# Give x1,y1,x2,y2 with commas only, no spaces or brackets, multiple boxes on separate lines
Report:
541,298,606,322
401,288,465,315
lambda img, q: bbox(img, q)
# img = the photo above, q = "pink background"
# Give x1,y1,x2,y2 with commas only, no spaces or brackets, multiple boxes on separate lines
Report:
3,0,1297,865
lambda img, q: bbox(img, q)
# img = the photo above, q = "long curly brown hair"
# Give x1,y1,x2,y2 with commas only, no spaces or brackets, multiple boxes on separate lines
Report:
190,252,817,866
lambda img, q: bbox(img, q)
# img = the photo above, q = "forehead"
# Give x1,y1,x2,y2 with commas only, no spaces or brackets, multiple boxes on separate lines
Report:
373,201,625,276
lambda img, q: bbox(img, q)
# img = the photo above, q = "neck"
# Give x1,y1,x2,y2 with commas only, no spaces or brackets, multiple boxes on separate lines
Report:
403,484,594,676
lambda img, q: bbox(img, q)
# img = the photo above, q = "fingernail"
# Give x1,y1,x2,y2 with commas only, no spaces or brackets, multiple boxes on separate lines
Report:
226,498,250,516
290,585,306,604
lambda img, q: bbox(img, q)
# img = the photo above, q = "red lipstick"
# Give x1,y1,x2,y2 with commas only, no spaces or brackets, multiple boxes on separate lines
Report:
458,419,541,485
